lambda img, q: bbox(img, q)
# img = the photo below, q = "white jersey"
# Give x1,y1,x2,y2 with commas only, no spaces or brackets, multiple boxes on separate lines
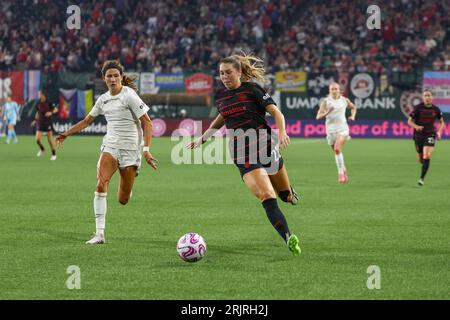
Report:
325,95,348,133
89,86,150,150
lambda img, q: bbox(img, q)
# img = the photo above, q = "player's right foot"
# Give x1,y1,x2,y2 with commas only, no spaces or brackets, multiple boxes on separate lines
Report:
50,155,57,161
418,178,424,186
290,187,299,205
343,170,348,183
287,234,301,256
37,150,44,157
85,233,105,244
338,173,345,183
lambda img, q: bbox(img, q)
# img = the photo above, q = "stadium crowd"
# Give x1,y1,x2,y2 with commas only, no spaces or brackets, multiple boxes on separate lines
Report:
0,0,448,74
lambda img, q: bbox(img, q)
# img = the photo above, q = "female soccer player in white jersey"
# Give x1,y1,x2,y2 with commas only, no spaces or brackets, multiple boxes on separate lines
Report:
316,83,356,183
55,60,158,244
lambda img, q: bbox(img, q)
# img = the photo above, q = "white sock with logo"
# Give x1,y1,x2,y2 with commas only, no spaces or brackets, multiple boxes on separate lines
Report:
94,192,107,236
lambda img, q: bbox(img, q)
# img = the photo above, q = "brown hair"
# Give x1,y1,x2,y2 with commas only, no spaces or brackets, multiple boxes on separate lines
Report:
220,52,266,82
101,60,138,91
423,88,433,95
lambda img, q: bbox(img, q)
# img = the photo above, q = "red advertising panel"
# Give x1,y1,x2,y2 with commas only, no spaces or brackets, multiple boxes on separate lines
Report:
184,73,213,94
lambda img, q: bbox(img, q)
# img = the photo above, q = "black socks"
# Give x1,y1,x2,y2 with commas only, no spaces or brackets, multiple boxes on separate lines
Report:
262,198,291,242
421,159,430,180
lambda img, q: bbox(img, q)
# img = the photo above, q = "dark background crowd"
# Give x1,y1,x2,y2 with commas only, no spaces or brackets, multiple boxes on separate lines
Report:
0,0,449,76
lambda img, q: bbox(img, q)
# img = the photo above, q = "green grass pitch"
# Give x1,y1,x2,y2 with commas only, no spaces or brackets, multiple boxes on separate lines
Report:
0,136,449,299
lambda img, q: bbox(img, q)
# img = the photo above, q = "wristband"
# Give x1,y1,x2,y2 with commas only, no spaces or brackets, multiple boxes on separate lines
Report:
143,146,150,152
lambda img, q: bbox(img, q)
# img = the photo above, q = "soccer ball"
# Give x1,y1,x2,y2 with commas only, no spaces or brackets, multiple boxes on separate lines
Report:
176,232,207,262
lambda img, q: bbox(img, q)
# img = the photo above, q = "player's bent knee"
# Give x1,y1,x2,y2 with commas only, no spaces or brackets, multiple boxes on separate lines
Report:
96,180,109,193
279,190,292,203
258,190,276,201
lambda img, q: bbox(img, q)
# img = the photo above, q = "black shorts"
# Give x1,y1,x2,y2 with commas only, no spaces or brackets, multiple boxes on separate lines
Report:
36,121,53,132
234,147,284,178
414,135,436,154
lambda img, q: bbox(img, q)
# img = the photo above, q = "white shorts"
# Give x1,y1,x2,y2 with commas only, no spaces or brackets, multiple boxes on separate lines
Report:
326,129,351,146
100,145,142,170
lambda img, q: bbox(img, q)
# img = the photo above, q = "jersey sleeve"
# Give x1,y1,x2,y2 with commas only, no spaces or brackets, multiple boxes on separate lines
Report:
409,106,419,120
89,97,104,117
251,83,276,110
435,107,443,120
126,89,150,119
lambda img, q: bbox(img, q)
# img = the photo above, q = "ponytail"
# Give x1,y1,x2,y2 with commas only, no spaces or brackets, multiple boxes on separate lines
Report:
122,74,138,91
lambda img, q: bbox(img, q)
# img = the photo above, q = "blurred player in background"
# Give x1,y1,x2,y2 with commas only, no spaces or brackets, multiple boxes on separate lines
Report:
3,95,20,144
32,90,58,160
187,53,301,256
316,83,357,183
55,60,158,244
407,89,445,186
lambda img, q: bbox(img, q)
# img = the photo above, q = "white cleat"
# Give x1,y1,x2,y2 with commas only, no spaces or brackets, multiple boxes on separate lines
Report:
85,233,105,244
50,155,57,161
418,178,424,186
37,150,44,157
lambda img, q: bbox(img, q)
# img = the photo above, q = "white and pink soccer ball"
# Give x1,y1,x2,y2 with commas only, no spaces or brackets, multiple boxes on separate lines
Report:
176,232,207,262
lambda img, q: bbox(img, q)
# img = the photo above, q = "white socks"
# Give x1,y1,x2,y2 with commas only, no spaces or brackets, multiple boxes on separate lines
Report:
335,153,345,174
94,192,107,235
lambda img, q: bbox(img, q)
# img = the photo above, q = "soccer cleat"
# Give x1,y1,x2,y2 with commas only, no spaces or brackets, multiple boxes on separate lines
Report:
418,178,424,186
343,170,348,183
290,187,299,205
37,150,44,157
338,173,345,183
50,155,57,161
287,234,301,256
85,233,105,244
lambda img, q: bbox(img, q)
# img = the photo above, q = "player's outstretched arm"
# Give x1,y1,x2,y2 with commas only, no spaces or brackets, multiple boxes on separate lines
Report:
186,114,224,149
346,98,357,121
140,113,158,170
266,104,290,150
55,114,96,148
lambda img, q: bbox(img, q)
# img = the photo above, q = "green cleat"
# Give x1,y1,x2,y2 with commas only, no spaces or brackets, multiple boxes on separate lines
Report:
287,234,301,256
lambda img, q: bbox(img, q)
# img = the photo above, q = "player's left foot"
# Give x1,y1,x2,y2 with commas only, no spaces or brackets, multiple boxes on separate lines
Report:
50,155,57,161
287,234,301,256
418,178,424,186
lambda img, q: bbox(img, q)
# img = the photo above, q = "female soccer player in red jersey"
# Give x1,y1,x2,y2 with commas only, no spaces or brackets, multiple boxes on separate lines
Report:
187,53,301,256
32,90,58,160
407,89,445,186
